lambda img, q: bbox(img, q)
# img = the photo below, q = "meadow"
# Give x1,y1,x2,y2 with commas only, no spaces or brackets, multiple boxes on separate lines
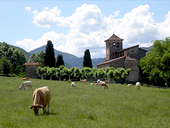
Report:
0,76,170,128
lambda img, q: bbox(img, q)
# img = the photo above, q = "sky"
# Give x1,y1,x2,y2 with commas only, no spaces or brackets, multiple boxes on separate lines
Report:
0,0,170,59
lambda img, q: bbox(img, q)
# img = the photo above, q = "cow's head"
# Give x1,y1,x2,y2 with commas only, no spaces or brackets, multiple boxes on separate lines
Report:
29,104,44,115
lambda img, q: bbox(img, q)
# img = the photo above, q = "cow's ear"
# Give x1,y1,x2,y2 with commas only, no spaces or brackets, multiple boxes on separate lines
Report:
29,105,33,109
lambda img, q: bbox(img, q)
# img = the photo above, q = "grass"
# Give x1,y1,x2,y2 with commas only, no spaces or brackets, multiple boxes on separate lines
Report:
0,76,170,128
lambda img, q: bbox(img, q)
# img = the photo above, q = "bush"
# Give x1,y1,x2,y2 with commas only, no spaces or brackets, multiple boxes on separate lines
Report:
7,73,17,77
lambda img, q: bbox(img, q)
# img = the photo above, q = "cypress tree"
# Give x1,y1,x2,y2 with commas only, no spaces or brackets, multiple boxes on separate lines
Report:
83,49,93,68
56,54,64,68
44,40,56,67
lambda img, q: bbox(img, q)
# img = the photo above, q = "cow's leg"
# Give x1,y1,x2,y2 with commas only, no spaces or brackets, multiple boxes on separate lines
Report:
47,102,50,113
43,104,46,114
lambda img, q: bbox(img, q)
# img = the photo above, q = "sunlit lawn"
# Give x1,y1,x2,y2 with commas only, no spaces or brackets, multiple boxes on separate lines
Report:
0,76,170,128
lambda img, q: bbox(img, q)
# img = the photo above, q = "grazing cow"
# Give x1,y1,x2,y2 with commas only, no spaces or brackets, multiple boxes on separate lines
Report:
71,82,76,87
29,86,51,115
98,80,108,89
127,84,133,86
96,79,100,86
81,79,87,84
19,81,32,90
23,77,29,80
136,82,141,89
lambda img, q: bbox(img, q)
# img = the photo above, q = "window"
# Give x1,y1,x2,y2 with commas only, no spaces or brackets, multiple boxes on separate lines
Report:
113,42,115,48
131,50,134,53
117,42,119,48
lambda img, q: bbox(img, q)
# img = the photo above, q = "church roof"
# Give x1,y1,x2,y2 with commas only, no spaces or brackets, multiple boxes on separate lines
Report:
97,56,138,66
24,62,39,66
105,34,124,42
117,45,139,52
116,45,147,53
97,56,126,66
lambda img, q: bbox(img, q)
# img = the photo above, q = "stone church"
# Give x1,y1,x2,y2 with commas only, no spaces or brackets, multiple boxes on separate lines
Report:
97,34,147,82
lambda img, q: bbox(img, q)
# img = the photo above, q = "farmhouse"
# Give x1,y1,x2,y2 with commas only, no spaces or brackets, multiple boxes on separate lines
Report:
97,34,147,82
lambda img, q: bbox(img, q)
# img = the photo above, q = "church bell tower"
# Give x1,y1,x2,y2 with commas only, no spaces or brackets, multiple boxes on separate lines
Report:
105,34,123,61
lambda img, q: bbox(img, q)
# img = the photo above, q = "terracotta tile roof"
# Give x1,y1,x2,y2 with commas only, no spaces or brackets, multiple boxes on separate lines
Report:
24,62,39,65
117,45,139,52
97,55,138,66
105,34,124,42
97,56,126,66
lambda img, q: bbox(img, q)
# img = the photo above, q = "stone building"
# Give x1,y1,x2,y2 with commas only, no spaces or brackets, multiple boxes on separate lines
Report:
24,62,39,79
97,34,147,82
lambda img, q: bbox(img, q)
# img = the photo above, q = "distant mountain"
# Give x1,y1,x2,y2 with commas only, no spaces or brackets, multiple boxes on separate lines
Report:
140,46,152,53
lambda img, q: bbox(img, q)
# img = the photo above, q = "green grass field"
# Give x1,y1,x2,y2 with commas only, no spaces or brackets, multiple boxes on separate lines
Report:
0,76,170,128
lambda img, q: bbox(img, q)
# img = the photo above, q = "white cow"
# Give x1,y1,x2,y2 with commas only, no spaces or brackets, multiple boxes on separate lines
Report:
71,82,76,87
19,81,32,90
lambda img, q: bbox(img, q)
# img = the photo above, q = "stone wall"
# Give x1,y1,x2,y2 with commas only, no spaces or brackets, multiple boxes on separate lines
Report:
25,62,39,79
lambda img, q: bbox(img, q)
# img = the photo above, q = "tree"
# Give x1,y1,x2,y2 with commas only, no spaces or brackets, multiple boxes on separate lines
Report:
56,54,64,68
0,57,12,75
29,50,45,67
44,40,56,67
83,49,92,68
47,67,56,80
73,67,81,80
0,42,26,75
139,37,170,85
97,68,105,80
107,70,115,81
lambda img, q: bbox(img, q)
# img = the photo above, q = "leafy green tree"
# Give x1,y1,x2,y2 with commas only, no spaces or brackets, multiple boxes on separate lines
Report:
37,67,43,79
97,68,105,80
0,56,12,75
139,37,170,85
56,54,64,68
55,68,61,80
44,40,56,67
29,50,45,67
67,69,72,80
42,67,49,79
73,67,81,80
82,67,92,80
0,42,26,75
107,70,115,81
83,49,92,68
70,67,76,78
47,67,56,80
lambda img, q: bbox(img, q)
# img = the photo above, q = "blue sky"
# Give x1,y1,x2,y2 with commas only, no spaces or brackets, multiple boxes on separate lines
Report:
0,1,170,58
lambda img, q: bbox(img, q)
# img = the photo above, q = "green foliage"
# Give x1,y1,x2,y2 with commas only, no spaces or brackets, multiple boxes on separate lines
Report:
97,68,105,79
139,37,170,85
1,76,170,127
0,56,12,74
0,42,26,75
44,40,56,67
56,54,64,68
83,49,92,68
28,50,45,67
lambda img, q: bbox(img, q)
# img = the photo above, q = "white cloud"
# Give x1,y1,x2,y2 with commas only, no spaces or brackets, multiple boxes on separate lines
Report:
25,6,31,12
19,4,170,59
31,6,71,28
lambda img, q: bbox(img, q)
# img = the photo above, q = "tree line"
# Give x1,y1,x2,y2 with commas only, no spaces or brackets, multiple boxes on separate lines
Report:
37,65,131,83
